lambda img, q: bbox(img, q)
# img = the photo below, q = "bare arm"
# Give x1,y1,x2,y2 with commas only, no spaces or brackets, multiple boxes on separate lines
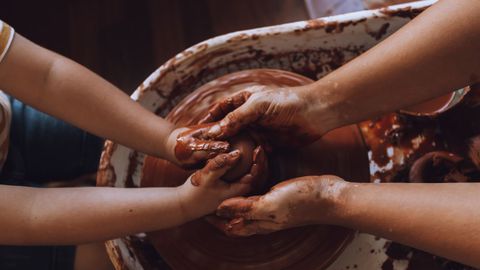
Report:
0,34,227,166
205,0,480,141
216,176,480,268
307,0,480,130
339,181,480,268
0,149,261,245
0,34,172,158
0,185,185,245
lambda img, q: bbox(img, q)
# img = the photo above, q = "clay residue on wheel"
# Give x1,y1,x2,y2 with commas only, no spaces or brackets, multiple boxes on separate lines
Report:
96,141,117,187
141,69,369,270
379,6,427,19
155,45,365,118
361,89,480,269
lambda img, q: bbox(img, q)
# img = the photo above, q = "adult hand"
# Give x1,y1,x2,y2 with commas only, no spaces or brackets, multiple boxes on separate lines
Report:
211,175,349,236
200,85,330,146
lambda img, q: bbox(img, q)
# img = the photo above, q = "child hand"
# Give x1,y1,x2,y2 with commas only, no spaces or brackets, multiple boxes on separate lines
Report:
165,124,230,168
176,147,266,221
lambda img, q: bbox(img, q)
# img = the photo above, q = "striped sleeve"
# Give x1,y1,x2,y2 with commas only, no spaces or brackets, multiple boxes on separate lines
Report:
0,20,15,64
0,20,13,170
0,91,10,168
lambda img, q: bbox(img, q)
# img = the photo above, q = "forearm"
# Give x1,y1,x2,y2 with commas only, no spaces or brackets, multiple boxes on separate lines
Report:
0,34,174,159
41,56,174,158
0,185,186,245
335,182,480,267
306,0,480,131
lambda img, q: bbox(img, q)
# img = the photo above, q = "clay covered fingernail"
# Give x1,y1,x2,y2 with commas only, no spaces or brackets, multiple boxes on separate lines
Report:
229,150,240,157
230,217,244,225
208,124,221,137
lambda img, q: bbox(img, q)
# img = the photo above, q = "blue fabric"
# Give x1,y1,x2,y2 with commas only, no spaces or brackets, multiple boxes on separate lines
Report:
0,245,76,270
0,97,104,270
0,97,104,185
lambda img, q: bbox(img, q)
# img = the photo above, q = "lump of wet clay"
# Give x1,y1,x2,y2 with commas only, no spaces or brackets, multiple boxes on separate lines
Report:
222,132,255,182
140,69,370,270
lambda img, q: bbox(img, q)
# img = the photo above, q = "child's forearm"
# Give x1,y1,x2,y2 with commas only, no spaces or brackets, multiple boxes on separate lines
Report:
0,184,187,245
0,34,174,159
336,182,480,267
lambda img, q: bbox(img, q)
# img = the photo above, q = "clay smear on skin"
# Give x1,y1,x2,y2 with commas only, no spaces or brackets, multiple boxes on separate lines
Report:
140,69,366,270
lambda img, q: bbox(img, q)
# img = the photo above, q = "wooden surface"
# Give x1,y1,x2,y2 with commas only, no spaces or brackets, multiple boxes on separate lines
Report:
1,0,308,93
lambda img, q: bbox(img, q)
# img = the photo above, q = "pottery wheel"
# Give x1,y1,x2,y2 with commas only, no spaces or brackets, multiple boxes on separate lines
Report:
141,69,370,270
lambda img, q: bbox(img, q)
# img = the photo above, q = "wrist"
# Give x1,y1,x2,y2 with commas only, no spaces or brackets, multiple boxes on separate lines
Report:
300,81,345,134
158,123,177,161
311,175,353,225
175,182,217,223
174,184,197,223
327,181,363,227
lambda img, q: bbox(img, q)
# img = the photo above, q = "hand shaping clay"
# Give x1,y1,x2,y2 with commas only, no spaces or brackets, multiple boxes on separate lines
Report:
222,132,255,182
141,69,370,270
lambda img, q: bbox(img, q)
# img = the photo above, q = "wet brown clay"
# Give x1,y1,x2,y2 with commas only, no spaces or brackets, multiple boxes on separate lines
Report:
222,132,255,182
141,69,370,270
409,151,465,183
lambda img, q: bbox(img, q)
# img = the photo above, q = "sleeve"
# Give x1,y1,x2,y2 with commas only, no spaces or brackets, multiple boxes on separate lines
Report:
0,20,15,64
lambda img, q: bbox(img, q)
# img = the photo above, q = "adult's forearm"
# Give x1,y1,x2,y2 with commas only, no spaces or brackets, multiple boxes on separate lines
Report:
335,182,480,267
0,34,174,158
0,185,185,245
306,0,480,130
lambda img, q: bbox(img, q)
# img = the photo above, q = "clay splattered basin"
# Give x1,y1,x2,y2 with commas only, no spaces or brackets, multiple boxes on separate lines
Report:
96,1,436,269
141,69,369,270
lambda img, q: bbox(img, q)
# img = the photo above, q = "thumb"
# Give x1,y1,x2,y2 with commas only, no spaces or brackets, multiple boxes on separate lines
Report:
207,101,260,139
199,91,252,124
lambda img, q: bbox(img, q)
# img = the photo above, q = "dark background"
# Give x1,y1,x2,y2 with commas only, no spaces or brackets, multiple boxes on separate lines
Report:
1,0,308,93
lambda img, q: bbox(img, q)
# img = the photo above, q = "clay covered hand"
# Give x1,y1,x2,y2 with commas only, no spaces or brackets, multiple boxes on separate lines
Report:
176,147,267,222
200,85,326,146
165,124,230,168
211,175,348,236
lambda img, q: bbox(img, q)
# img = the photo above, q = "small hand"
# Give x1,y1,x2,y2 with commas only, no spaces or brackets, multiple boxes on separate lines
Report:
165,124,230,168
200,85,325,146
211,175,349,236
176,147,267,221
